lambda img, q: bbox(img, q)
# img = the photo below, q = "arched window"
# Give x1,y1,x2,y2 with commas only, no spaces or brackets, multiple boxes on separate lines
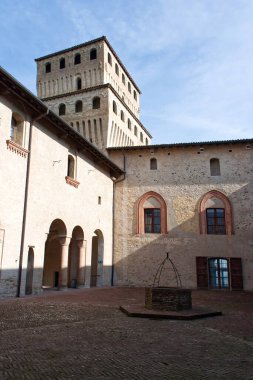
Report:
133,90,137,100
76,77,82,90
67,155,75,178
137,192,167,234
92,97,100,109
75,100,83,113
210,158,220,176
59,58,65,69
134,125,138,136
59,103,66,116
127,119,131,130
199,190,233,235
120,110,125,122
140,132,143,142
45,62,51,73
115,63,119,76
74,53,81,65
76,121,80,133
90,48,97,60
108,52,112,65
122,73,125,85
145,138,148,145
128,82,131,93
113,100,117,115
10,112,24,146
150,158,157,170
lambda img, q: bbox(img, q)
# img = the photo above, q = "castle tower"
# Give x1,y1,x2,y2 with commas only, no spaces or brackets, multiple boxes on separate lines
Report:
35,36,152,151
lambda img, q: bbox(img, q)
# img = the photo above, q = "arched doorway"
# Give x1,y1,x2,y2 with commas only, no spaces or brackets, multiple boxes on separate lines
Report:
25,247,34,295
68,226,84,288
42,219,67,288
90,229,104,287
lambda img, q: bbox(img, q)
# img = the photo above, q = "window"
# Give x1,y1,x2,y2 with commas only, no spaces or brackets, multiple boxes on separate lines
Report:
115,63,119,76
128,82,131,93
144,209,161,233
108,52,112,65
92,97,100,109
206,208,225,234
120,110,125,122
199,190,233,235
133,90,137,100
134,125,137,136
145,138,148,145
98,196,101,205
59,58,65,69
113,101,117,115
45,62,51,73
140,132,143,142
210,158,220,176
122,73,125,85
90,48,97,60
75,100,83,113
67,155,75,178
10,113,24,146
127,119,131,130
76,77,82,90
196,257,243,290
137,192,167,234
76,121,80,133
59,103,66,116
74,53,81,65
150,158,157,170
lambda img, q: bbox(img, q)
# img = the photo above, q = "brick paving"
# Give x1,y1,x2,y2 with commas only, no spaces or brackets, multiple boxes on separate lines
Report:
0,288,253,379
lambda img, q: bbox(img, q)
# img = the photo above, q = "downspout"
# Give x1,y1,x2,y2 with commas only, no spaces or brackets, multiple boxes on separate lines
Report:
16,109,49,297
111,151,126,286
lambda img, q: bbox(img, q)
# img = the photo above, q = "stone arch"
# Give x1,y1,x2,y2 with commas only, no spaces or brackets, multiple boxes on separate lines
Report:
68,226,85,288
137,191,168,234
42,219,68,288
199,190,233,235
90,229,104,287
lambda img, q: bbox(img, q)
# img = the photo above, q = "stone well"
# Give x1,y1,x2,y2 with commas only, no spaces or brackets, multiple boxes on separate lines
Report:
145,287,192,311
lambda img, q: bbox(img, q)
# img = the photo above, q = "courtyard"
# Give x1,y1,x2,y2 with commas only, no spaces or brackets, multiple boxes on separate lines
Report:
0,287,253,379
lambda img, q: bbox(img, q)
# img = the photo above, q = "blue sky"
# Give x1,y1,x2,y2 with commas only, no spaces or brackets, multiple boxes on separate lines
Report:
0,0,253,144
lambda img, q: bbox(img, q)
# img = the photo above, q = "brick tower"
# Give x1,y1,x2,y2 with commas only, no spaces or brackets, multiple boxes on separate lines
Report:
35,36,151,151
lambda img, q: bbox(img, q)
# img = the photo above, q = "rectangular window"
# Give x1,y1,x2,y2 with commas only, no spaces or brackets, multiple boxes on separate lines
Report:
144,208,161,233
206,208,225,234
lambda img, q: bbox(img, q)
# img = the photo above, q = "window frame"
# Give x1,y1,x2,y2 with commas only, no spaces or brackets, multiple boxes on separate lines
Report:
137,191,167,234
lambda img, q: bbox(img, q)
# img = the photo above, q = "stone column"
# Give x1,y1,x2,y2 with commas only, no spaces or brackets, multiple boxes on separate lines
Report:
58,236,71,288
77,239,86,286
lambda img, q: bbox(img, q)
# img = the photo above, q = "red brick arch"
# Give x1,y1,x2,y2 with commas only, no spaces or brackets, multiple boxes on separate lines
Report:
199,190,233,235
137,191,168,234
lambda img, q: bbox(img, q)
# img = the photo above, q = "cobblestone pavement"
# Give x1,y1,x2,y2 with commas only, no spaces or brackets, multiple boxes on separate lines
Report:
0,288,253,380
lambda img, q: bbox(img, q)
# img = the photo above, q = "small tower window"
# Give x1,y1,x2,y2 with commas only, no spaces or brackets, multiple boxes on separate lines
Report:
127,119,131,130
75,100,83,113
98,196,101,205
133,90,137,100
59,103,66,116
128,82,131,93
74,53,81,65
45,62,51,73
76,77,82,90
145,138,148,145
59,58,65,69
90,48,97,60
134,125,138,136
140,132,143,142
120,110,125,122
108,52,112,65
115,63,119,76
150,158,157,170
113,101,117,115
122,73,125,85
67,155,75,178
210,158,221,176
92,97,100,109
